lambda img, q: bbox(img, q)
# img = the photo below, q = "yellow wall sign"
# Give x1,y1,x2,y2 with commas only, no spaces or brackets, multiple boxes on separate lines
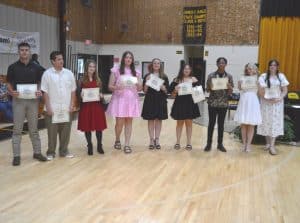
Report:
182,6,207,44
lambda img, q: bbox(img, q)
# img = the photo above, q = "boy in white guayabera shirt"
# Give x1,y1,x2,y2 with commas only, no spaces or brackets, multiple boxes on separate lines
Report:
41,51,76,160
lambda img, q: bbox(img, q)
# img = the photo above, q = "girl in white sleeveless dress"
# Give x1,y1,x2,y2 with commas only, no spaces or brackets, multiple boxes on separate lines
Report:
234,63,262,152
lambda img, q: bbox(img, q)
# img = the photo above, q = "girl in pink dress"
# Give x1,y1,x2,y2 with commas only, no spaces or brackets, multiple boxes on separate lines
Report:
106,51,142,154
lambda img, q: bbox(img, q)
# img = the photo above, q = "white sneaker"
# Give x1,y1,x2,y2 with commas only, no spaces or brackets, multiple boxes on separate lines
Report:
65,153,74,158
47,155,54,161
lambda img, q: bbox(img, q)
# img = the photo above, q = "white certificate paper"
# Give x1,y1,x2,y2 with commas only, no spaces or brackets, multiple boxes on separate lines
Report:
211,77,228,90
241,76,258,90
82,88,100,102
178,82,192,96
52,110,70,124
146,74,165,91
120,76,138,87
264,85,281,99
192,86,205,103
17,84,37,99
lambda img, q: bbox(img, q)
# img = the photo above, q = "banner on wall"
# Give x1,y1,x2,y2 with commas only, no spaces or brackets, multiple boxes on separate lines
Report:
0,28,40,54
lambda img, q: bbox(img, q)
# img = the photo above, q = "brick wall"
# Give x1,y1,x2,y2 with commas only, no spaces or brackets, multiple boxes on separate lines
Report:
0,0,260,45
99,0,260,45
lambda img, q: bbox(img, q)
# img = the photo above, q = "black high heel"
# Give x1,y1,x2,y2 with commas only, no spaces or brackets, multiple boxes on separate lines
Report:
149,138,155,150
155,138,161,150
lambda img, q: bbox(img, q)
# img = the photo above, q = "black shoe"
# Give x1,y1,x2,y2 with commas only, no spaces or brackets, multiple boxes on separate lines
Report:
12,156,20,166
87,144,93,155
204,144,211,152
33,153,48,161
217,144,227,152
97,144,104,154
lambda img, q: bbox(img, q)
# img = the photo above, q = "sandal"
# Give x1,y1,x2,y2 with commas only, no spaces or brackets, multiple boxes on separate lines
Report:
124,146,132,154
114,140,121,150
269,146,277,155
185,144,192,151
264,144,270,151
149,138,155,150
149,144,155,150
245,145,251,153
155,138,161,150
174,144,180,150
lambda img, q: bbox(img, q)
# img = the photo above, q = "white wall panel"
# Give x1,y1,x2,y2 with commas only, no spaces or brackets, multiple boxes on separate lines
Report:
67,41,185,81
204,45,259,89
0,3,59,74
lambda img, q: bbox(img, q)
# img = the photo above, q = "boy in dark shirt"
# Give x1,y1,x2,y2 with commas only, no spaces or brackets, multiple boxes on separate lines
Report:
204,57,234,152
7,42,47,166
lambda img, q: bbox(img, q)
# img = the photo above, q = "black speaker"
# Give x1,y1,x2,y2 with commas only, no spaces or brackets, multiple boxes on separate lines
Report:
81,0,92,7
98,55,114,93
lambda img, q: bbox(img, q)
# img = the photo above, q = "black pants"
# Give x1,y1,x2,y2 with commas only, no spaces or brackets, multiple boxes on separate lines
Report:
207,106,227,145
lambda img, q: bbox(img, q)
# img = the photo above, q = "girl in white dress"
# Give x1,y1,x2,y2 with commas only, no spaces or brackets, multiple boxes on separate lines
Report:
234,63,262,152
257,59,289,155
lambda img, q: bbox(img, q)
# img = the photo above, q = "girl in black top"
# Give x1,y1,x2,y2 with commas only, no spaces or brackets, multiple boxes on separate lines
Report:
142,58,169,149
169,64,200,150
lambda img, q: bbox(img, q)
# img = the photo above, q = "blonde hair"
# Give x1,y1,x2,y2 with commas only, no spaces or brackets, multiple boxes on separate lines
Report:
244,63,258,76
82,60,101,87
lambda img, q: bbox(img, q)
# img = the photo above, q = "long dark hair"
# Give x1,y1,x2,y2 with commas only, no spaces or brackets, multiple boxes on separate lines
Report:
148,58,167,79
175,64,193,82
82,60,101,87
119,51,136,76
266,59,280,88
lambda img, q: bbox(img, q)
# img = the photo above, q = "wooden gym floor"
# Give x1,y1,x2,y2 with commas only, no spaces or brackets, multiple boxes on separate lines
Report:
0,99,299,223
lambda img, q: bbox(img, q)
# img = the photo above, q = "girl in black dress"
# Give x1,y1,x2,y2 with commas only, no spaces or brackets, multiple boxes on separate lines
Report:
142,58,169,149
169,64,200,150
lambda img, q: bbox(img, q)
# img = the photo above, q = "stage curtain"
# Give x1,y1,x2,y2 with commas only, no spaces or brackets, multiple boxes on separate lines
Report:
258,17,300,91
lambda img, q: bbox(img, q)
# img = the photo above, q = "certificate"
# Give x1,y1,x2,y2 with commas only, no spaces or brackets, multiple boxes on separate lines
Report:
264,85,281,99
241,76,258,90
178,82,192,96
52,109,70,124
211,77,228,90
17,84,37,99
82,88,100,102
192,86,205,103
120,76,138,87
146,74,165,91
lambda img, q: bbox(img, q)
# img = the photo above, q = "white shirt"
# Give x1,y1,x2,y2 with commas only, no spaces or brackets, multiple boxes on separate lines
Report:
41,67,76,111
258,73,289,88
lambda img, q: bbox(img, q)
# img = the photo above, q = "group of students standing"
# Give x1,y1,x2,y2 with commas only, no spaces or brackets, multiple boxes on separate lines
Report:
6,42,289,166
106,52,202,153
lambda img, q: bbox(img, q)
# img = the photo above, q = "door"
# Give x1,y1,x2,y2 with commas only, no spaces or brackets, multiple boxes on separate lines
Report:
98,55,114,93
189,57,206,90
77,54,97,80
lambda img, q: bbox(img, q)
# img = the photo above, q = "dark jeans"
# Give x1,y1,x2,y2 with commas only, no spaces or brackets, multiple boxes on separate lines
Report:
207,106,227,145
0,100,13,122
